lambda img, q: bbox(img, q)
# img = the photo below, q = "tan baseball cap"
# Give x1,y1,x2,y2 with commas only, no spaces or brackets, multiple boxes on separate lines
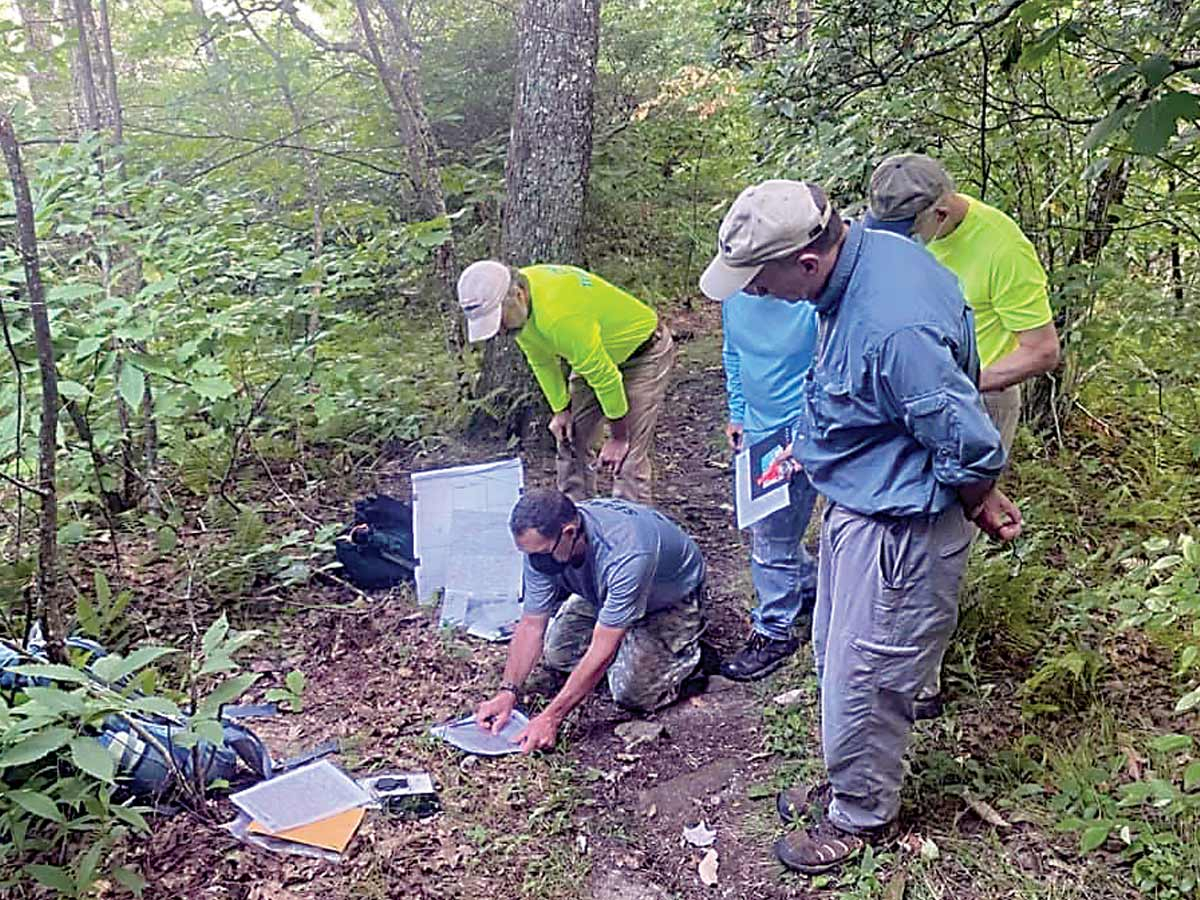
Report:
700,180,832,301
866,154,955,232
457,260,511,342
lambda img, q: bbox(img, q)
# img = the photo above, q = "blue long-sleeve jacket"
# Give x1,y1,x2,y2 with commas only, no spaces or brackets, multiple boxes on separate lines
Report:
791,222,1007,517
722,291,818,444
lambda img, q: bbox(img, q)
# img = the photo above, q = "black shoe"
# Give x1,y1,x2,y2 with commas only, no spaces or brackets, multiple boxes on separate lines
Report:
913,692,944,720
718,633,799,681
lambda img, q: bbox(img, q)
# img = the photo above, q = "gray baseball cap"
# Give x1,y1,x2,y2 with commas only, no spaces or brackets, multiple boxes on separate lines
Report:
866,154,955,234
700,180,832,301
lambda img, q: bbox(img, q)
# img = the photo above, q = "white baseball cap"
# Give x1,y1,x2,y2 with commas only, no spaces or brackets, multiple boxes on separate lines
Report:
457,260,512,342
700,180,832,301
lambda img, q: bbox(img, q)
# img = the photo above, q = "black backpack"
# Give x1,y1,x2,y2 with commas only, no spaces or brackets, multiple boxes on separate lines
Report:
334,495,417,589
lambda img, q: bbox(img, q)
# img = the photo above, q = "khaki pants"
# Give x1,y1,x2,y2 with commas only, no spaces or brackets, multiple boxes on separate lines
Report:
556,324,676,505
982,383,1020,454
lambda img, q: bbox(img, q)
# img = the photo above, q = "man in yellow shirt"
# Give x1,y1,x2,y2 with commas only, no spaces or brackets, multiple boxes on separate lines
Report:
457,261,675,503
866,154,1060,450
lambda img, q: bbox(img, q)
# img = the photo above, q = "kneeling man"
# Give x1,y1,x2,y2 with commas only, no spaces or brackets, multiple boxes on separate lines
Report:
475,489,707,753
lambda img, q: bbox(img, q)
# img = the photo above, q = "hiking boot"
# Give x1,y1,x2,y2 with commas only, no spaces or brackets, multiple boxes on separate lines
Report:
719,633,799,681
774,817,868,874
913,692,944,721
776,780,831,825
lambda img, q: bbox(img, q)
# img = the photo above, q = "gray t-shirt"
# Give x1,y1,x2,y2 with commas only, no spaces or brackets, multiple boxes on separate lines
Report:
522,499,706,629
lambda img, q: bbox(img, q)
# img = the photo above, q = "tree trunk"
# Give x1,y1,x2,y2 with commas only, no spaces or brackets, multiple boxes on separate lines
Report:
353,0,462,356
0,113,66,662
472,0,601,439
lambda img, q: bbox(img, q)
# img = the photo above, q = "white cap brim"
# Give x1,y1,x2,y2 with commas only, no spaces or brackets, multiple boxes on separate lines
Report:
466,303,503,342
699,255,763,301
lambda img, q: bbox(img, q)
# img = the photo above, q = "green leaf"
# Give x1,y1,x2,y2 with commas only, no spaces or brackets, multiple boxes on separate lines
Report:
6,663,90,684
191,376,236,401
111,804,150,833
1131,92,1200,155
137,276,178,300
131,695,183,718
117,361,146,408
1179,645,1199,675
127,352,175,377
1184,761,1200,792
1175,685,1200,714
0,726,72,767
75,336,103,359
58,379,90,400
1084,104,1131,150
156,525,178,553
22,686,87,717
70,735,115,783
95,569,111,605
48,282,103,303
1149,733,1193,754
1079,822,1111,853
91,646,176,684
202,615,229,656
7,789,63,823
285,669,306,694
114,865,148,897
1138,54,1173,88
197,673,259,718
1019,21,1082,68
25,864,74,894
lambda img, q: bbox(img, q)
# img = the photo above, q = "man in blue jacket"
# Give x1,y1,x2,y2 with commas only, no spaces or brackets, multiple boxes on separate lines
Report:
701,179,1022,873
720,292,820,680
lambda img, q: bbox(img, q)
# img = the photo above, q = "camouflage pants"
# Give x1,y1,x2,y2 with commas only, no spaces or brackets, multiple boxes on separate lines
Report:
542,586,706,713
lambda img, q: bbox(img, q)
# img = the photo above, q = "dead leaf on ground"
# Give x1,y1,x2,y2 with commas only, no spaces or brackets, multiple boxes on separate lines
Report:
964,793,1011,828
698,848,719,886
884,868,907,900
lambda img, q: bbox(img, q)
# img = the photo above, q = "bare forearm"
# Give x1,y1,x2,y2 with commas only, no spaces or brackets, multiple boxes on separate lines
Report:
957,479,995,513
980,326,1060,392
502,616,548,686
543,645,618,722
608,415,629,442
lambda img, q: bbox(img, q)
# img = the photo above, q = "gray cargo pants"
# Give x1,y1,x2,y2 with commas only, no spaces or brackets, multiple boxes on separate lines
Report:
814,502,974,832
542,587,706,713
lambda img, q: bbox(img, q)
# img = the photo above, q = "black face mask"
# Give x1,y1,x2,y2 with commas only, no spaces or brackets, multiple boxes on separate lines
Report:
528,552,568,576
527,523,584,577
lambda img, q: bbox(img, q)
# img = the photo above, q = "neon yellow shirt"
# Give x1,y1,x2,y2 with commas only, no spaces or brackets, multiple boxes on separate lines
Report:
928,195,1052,369
516,265,658,419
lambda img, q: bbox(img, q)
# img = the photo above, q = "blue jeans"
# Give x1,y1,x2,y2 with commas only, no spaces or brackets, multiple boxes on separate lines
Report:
748,473,818,641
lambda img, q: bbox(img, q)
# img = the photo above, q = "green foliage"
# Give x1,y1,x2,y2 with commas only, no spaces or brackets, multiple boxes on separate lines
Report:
265,668,306,713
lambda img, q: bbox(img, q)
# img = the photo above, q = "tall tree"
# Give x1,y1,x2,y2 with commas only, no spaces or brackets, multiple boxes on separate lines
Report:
473,0,602,437
0,112,65,661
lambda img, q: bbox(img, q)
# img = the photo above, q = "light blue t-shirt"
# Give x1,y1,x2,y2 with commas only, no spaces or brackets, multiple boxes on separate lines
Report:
522,499,705,628
722,291,819,444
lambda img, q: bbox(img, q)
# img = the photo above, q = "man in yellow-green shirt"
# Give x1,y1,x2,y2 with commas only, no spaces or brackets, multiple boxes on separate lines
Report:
457,260,675,503
865,154,1061,450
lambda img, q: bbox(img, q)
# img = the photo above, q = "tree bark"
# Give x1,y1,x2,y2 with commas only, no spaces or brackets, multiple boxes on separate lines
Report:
0,113,66,662
472,0,601,439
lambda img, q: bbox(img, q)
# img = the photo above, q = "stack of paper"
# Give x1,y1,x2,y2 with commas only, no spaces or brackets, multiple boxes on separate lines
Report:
411,458,525,641
229,760,370,858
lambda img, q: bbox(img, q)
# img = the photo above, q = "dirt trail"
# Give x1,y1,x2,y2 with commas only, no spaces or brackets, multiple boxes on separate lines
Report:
136,304,824,899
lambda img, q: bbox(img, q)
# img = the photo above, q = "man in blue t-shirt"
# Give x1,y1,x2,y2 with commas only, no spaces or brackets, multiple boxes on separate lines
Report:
475,489,708,753
721,292,820,680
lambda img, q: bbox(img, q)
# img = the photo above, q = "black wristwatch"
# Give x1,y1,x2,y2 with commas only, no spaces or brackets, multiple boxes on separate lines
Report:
498,680,520,697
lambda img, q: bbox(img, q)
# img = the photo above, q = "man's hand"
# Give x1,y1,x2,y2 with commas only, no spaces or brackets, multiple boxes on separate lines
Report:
549,409,573,445
598,437,631,473
726,422,744,451
474,691,516,735
969,487,1023,542
515,711,561,754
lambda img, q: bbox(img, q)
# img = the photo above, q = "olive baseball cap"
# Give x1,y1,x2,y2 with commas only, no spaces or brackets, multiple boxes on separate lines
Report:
700,180,832,301
865,154,955,235
457,260,511,342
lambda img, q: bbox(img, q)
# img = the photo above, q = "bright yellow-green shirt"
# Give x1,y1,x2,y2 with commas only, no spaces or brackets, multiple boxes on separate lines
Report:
927,195,1052,369
516,265,657,419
